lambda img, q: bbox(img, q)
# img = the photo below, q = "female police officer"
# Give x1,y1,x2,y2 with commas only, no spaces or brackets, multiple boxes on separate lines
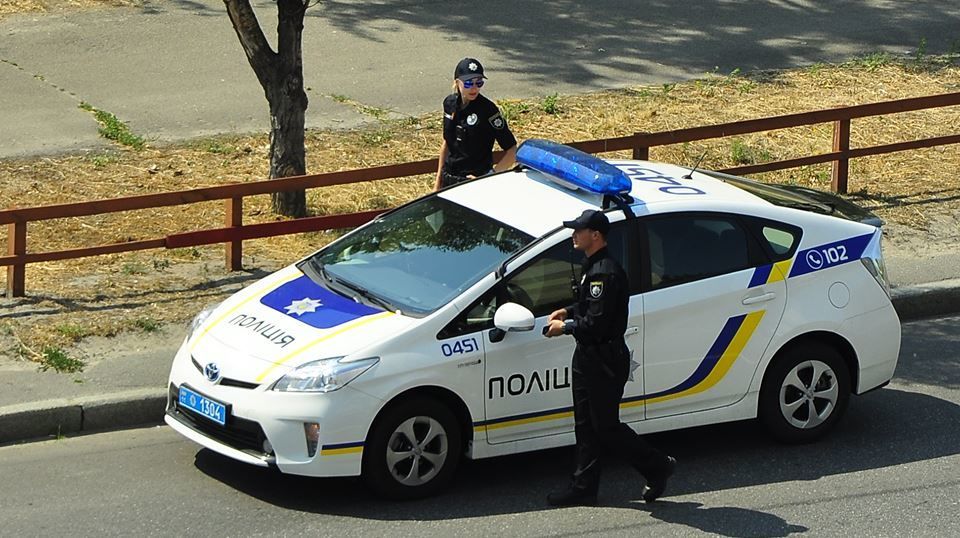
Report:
434,58,518,190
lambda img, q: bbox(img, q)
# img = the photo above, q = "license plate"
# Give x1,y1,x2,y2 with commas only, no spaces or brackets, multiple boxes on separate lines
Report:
178,385,227,426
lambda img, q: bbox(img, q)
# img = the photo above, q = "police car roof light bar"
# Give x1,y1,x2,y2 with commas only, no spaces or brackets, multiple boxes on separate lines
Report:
516,139,633,196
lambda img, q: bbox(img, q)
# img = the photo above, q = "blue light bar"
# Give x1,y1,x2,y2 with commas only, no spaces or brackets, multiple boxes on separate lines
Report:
516,139,632,195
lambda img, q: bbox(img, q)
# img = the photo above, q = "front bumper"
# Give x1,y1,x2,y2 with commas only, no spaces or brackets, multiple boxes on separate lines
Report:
165,340,383,477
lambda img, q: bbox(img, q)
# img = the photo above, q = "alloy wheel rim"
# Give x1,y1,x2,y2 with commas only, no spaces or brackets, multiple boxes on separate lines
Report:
779,359,839,429
385,416,448,486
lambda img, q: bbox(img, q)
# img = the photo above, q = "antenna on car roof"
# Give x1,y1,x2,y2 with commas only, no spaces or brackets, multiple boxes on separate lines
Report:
681,151,708,180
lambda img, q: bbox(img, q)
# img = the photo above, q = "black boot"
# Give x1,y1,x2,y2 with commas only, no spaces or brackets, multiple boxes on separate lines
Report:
547,485,598,507
641,456,676,503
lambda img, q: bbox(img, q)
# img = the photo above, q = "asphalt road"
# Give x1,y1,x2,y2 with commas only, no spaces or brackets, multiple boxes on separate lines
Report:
2,0,960,157
1,314,958,537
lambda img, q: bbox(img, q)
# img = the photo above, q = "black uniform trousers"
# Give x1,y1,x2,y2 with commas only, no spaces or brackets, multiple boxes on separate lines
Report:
570,340,665,491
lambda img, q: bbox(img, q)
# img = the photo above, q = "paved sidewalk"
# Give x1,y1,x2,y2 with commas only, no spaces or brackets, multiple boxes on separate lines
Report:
3,0,959,158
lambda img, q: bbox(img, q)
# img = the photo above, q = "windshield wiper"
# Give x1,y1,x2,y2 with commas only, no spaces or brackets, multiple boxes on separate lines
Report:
333,275,402,315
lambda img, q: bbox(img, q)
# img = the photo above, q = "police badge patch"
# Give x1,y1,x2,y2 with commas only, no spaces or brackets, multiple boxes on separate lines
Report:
489,113,506,130
589,280,603,298
466,113,478,126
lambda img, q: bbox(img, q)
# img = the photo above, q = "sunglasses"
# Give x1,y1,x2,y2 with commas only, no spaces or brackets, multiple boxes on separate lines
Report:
462,78,485,89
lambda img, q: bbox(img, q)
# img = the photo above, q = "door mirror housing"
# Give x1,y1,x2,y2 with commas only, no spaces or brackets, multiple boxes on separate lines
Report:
493,302,535,332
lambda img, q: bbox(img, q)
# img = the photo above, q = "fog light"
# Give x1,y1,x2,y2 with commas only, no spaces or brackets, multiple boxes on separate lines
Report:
262,438,273,455
304,422,320,457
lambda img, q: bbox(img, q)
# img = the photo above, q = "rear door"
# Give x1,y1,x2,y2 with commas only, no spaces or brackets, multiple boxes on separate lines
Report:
639,212,795,419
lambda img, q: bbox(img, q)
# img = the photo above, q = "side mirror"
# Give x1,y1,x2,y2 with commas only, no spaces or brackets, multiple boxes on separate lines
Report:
489,302,536,344
494,302,535,332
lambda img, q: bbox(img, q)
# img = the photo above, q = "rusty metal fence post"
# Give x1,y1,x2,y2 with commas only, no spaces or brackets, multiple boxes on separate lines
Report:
633,132,650,160
832,118,851,194
225,197,243,271
6,221,26,298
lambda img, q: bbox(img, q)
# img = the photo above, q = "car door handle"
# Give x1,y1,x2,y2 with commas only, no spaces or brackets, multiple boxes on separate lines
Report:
625,326,640,337
742,292,776,305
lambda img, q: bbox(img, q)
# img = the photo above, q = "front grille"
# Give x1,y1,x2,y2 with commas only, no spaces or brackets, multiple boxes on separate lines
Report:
191,356,260,390
168,384,269,456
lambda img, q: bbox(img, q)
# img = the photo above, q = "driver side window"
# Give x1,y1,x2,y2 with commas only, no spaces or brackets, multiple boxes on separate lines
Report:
439,241,580,339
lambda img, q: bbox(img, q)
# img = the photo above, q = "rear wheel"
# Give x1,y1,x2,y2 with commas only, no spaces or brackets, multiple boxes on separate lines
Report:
362,397,462,499
759,343,850,443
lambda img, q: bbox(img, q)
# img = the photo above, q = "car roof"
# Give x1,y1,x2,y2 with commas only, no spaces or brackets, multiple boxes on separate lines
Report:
440,158,768,237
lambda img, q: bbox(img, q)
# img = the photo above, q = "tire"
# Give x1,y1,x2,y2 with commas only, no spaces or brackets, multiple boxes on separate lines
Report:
758,342,851,444
362,397,462,500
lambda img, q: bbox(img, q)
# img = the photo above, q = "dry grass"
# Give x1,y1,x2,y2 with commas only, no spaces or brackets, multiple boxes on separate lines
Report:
2,55,960,366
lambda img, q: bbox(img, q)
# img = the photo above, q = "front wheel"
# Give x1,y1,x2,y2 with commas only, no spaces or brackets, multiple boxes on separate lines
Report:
759,343,851,444
362,397,462,499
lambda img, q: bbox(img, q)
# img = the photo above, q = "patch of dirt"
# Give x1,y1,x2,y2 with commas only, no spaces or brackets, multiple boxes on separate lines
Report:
2,56,959,368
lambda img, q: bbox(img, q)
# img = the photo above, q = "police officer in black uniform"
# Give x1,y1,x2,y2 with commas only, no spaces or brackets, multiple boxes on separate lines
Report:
434,58,517,190
544,209,676,506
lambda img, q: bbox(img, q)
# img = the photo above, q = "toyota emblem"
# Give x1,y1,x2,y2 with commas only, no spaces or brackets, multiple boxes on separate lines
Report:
204,362,221,383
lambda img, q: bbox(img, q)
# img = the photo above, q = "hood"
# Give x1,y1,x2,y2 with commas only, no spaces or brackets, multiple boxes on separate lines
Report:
188,266,415,385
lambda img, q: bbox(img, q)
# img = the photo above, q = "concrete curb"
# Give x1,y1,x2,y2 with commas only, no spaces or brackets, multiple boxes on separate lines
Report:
0,280,957,446
891,278,960,322
0,388,166,445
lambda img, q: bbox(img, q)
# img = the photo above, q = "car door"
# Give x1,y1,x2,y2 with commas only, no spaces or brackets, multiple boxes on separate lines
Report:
451,221,643,445
640,212,792,419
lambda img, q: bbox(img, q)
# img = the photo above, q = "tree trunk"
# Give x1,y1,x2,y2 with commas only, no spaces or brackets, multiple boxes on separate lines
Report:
224,0,309,218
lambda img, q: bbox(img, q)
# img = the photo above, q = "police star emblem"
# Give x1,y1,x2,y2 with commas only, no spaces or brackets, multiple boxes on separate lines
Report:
589,280,603,298
284,297,323,316
469,62,478,71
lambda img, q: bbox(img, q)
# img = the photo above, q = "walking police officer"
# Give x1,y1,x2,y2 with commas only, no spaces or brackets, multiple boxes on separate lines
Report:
544,209,676,506
434,58,517,190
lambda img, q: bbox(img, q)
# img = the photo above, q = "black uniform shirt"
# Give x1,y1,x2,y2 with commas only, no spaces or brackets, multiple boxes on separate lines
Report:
564,247,629,345
442,93,517,177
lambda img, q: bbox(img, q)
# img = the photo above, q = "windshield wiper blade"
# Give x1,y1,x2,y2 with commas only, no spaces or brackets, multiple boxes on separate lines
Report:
334,276,401,314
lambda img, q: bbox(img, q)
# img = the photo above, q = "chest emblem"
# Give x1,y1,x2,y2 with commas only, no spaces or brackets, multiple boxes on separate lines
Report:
589,281,603,298
466,113,478,125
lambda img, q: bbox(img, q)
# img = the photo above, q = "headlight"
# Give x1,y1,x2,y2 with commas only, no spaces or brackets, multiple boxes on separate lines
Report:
272,357,379,393
186,304,219,342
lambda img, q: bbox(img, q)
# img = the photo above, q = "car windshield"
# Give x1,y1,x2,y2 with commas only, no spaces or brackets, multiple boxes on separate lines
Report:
304,197,533,316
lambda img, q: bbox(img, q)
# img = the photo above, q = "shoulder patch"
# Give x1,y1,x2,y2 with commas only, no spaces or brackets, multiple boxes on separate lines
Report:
589,280,603,299
489,112,506,130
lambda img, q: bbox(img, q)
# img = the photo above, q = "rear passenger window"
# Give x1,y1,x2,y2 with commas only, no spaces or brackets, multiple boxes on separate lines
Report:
645,214,757,290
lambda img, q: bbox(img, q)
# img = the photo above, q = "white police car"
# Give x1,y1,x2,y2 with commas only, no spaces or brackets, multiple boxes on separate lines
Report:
165,139,900,498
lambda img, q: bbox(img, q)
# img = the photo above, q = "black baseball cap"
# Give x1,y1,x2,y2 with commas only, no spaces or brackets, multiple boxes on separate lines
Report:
563,209,610,234
454,57,486,81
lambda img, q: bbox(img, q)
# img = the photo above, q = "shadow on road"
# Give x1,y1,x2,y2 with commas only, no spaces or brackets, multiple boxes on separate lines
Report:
643,501,809,537
895,314,960,389
193,386,959,529
314,0,960,86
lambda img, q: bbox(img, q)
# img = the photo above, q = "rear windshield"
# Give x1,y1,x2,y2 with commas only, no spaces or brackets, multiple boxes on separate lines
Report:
303,197,533,316
700,170,833,214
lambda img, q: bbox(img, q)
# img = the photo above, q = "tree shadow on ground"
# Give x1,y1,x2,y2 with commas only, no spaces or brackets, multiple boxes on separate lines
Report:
0,268,270,321
312,0,960,88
